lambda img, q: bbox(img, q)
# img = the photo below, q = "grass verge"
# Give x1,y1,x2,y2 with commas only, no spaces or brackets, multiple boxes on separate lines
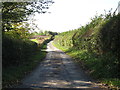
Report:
52,41,120,89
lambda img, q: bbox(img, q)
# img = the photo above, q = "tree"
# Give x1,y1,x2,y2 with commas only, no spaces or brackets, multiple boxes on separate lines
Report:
2,1,54,32
5,22,31,40
2,2,30,31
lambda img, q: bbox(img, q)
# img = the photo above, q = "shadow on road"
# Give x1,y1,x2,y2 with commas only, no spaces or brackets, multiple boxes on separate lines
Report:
6,42,106,90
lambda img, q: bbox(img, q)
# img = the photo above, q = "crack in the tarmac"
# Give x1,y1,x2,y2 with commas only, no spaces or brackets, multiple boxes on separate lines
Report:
17,41,105,89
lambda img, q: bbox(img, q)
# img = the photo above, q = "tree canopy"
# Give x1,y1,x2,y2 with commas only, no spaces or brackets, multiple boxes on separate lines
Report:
2,1,54,32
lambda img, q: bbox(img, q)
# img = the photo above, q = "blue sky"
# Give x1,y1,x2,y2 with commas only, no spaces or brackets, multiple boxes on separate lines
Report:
33,0,119,32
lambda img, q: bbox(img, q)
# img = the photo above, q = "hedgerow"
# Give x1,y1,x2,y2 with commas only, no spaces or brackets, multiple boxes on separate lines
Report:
2,35,38,68
53,14,120,88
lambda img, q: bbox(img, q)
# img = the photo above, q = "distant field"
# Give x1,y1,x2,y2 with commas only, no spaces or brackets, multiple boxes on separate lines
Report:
30,35,50,44
30,35,49,39
30,39,39,43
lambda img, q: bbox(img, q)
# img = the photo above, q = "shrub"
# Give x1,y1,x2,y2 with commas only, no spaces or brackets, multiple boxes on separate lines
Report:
2,35,38,67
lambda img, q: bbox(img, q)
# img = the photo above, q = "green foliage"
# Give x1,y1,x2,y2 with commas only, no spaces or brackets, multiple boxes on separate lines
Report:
2,1,55,67
3,46,47,88
53,13,120,88
2,35,38,67
2,2,31,31
2,1,54,88
31,31,58,42
102,78,120,88
99,14,120,59
2,1,54,31
32,31,58,36
54,30,75,48
5,22,30,40
2,35,52,88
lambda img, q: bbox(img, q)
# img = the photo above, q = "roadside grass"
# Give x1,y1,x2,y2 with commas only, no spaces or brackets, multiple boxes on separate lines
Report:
2,40,47,88
52,41,69,52
101,78,120,89
42,44,47,49
52,41,120,89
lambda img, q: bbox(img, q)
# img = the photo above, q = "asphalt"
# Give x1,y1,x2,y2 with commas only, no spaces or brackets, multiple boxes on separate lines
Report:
16,41,106,90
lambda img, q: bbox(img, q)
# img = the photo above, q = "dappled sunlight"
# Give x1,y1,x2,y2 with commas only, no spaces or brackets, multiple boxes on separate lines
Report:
73,80,92,84
19,42,102,89
40,79,71,87
28,79,98,89
29,79,96,89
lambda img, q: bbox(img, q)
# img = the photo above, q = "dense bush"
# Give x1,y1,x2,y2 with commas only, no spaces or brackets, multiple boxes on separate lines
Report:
99,14,120,58
2,35,38,68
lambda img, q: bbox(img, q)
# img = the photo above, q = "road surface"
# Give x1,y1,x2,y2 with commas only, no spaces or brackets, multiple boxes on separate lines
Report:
18,41,105,89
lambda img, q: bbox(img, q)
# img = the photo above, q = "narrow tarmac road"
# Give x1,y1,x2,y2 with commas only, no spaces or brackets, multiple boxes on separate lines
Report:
18,41,105,89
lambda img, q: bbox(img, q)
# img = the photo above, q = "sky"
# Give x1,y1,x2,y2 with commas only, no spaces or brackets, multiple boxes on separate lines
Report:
32,0,120,32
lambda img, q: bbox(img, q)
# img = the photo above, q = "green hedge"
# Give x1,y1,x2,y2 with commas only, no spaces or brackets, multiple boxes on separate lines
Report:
2,35,38,67
53,14,120,84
